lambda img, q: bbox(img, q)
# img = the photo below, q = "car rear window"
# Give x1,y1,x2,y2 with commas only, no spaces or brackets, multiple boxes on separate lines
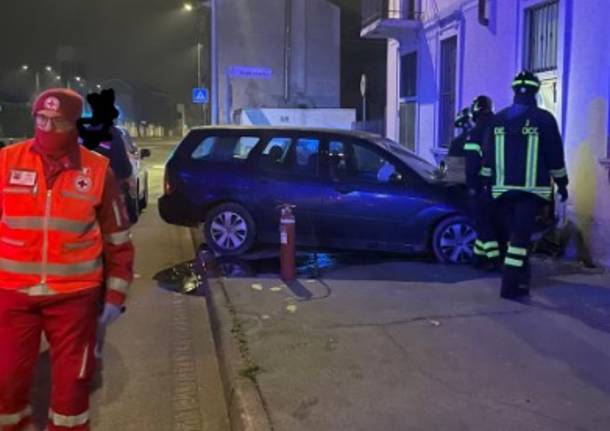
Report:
191,135,260,161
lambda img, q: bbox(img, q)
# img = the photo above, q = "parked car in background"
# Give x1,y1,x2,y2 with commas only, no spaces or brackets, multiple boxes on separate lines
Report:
115,126,151,221
159,126,484,264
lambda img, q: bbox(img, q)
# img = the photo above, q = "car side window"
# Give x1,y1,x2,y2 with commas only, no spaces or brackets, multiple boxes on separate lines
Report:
329,140,401,184
258,137,291,171
191,135,260,161
292,138,320,175
259,137,320,177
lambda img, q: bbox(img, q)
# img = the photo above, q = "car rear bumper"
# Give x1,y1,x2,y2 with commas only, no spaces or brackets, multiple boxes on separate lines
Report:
158,193,201,227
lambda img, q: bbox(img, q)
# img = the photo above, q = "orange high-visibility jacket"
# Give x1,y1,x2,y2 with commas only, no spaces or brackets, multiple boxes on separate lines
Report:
0,141,109,295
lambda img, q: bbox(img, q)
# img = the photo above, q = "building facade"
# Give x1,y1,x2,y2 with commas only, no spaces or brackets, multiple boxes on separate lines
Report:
217,0,341,124
361,0,610,266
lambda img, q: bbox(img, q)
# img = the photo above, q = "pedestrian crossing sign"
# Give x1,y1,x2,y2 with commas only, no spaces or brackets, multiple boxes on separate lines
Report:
192,88,209,104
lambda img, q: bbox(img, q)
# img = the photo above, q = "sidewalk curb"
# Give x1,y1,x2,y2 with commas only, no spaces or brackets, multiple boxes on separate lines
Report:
205,276,273,431
190,228,271,430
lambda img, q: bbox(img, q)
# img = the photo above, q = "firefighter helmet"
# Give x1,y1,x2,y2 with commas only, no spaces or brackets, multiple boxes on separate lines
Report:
512,70,541,94
454,108,471,128
471,95,493,122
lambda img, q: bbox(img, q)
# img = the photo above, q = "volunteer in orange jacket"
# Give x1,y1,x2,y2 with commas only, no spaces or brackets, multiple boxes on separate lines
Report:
0,89,134,431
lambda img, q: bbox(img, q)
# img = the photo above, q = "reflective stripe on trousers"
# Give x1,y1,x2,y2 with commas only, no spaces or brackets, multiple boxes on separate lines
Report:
0,405,32,426
504,244,529,268
475,240,500,259
49,409,89,428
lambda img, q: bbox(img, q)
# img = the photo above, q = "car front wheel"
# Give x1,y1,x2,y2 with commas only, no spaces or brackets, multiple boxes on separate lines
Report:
432,216,477,264
204,203,256,256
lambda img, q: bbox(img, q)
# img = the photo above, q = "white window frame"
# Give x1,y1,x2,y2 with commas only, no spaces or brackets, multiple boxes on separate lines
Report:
435,21,461,151
398,49,419,153
517,0,566,130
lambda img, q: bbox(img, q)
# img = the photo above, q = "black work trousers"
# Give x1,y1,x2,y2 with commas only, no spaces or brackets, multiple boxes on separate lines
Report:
493,192,545,297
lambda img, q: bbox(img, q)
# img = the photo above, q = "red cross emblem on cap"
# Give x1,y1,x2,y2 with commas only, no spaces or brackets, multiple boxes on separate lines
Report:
43,97,60,111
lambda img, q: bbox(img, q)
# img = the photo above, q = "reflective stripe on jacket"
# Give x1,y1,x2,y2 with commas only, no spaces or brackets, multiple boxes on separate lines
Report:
0,140,109,294
480,105,568,201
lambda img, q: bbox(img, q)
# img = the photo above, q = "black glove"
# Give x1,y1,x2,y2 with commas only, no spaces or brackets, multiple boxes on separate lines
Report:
557,185,568,202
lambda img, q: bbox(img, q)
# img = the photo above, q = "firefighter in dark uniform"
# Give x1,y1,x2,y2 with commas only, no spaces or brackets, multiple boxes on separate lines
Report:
463,96,499,268
480,71,569,299
443,108,473,183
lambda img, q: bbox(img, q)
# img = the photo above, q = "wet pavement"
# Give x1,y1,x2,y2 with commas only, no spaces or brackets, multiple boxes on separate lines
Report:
202,247,610,431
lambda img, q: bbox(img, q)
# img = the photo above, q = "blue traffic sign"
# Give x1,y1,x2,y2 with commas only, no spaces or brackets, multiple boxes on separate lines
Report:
227,66,272,80
192,88,209,104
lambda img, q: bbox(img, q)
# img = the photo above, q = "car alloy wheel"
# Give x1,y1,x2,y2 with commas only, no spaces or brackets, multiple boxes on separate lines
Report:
210,211,249,251
432,216,477,264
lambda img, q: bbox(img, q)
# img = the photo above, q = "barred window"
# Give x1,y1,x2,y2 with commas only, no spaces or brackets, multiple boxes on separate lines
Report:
438,36,457,148
524,1,559,73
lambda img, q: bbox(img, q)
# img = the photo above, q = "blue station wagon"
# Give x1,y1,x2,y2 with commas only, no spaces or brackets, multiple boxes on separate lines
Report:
159,127,478,263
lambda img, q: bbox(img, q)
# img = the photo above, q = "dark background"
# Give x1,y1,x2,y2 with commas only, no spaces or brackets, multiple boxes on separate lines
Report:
0,0,385,129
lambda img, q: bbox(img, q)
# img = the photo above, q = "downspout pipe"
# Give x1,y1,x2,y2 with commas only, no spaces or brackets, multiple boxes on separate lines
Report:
284,0,292,103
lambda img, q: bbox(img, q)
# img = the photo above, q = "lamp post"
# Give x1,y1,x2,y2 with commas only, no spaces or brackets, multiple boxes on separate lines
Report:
185,0,218,125
21,64,56,96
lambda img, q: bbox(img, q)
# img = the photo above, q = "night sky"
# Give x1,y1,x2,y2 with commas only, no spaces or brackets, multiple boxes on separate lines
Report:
0,0,380,115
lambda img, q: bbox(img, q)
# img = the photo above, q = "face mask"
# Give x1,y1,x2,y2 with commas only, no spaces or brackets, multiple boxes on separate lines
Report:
34,128,79,157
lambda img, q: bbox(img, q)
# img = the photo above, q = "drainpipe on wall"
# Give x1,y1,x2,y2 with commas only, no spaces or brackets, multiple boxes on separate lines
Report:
284,0,293,103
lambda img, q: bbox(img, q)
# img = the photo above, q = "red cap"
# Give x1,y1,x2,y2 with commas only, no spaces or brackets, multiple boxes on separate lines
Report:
32,88,83,123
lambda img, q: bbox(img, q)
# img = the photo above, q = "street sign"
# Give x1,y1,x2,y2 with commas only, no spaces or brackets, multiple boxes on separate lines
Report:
360,74,367,98
192,88,209,104
227,66,272,80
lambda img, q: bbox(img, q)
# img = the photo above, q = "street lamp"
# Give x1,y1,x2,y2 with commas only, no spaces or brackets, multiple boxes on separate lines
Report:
45,65,53,72
21,64,29,71
184,0,218,125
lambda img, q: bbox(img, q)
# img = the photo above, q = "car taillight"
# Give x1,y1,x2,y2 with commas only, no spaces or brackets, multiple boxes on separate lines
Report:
164,169,174,195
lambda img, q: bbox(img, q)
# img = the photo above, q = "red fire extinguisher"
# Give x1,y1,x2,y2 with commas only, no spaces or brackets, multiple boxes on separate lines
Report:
279,204,296,282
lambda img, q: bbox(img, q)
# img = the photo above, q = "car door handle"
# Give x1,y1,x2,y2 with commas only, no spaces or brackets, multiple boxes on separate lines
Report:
335,185,354,195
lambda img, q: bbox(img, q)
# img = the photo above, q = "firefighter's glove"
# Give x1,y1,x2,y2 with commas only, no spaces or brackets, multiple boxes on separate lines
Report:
99,303,123,326
558,185,568,202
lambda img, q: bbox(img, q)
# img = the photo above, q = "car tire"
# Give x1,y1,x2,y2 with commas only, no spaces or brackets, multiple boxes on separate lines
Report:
432,215,477,264
204,203,256,257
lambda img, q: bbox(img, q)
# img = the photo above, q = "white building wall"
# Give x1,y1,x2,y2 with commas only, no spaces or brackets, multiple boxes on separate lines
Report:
562,0,610,266
217,0,340,123
382,0,610,264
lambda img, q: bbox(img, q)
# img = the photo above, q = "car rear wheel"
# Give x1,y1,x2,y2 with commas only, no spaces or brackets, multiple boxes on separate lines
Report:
204,203,256,256
432,216,477,264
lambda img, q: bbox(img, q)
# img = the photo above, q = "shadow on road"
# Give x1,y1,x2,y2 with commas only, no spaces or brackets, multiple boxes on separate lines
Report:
495,280,610,396
204,247,492,284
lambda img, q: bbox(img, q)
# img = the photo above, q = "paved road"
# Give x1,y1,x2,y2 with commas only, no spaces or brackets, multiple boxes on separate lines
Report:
34,138,230,430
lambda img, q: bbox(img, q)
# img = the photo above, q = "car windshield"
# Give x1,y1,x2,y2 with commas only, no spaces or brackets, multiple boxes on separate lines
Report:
376,138,443,182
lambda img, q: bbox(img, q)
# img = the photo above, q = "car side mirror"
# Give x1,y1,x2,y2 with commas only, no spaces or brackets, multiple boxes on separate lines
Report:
140,148,152,159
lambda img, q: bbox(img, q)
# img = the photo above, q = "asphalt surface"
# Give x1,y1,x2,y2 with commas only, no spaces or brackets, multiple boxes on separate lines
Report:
33,138,230,430
214,254,610,431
